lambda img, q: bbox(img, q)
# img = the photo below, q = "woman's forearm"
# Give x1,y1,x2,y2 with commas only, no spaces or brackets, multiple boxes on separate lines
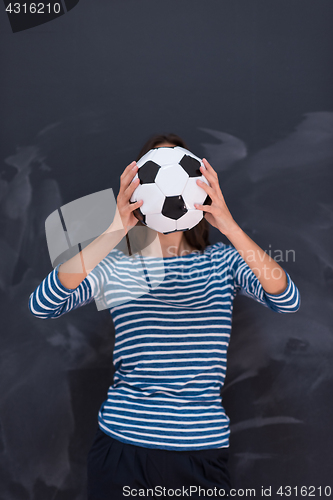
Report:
58,221,126,290
193,159,288,295
222,224,288,295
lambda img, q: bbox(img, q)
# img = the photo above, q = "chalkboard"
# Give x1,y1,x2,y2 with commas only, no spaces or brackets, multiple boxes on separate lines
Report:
0,1,332,499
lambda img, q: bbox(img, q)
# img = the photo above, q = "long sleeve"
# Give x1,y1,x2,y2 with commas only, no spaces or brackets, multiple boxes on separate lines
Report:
28,259,110,319
224,245,301,313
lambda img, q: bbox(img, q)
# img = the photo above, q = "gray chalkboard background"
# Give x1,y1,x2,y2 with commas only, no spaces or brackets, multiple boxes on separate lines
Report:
1,1,333,499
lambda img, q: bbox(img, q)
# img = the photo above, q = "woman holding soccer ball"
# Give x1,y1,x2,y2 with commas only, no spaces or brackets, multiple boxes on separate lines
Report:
29,134,300,499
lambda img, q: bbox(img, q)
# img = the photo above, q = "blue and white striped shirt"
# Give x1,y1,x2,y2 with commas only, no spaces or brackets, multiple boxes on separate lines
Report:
29,242,300,450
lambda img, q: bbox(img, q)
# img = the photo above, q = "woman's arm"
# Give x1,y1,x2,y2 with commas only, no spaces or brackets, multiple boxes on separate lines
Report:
29,160,144,319
57,221,126,290
28,222,126,319
58,160,143,290
220,243,300,313
194,158,294,295
221,226,288,295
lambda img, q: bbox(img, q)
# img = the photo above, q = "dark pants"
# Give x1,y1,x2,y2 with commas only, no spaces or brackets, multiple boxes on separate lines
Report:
87,427,231,500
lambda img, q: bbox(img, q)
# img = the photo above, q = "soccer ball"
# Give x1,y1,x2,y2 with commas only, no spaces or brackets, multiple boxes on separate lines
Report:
130,146,210,234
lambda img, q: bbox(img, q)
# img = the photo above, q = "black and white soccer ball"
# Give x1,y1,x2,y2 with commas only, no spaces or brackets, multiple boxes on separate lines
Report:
130,146,211,234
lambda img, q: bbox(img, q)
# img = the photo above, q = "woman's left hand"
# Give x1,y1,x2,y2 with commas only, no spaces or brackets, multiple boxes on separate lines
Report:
194,158,240,236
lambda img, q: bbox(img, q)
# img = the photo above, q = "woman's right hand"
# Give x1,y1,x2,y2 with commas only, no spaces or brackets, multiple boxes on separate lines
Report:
111,161,143,233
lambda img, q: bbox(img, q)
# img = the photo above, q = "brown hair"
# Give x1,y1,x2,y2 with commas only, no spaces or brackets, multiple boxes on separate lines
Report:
127,133,211,254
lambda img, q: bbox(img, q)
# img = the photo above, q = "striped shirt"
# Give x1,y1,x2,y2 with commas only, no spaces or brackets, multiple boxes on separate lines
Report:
29,242,300,450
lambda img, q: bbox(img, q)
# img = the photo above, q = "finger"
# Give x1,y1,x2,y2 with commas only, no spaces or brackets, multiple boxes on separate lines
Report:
200,164,225,201
120,162,138,190
196,178,216,199
194,202,213,212
202,158,218,179
199,164,219,188
118,180,140,210
120,161,136,180
129,199,143,211
125,176,140,197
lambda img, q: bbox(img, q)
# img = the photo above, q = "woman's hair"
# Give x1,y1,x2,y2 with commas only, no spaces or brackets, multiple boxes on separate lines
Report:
127,133,211,254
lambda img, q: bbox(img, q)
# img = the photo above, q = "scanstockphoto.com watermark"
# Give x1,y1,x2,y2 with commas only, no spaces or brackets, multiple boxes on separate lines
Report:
123,485,333,497
123,485,255,497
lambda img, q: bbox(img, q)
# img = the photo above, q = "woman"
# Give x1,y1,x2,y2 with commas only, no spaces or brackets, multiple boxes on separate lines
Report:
29,133,301,499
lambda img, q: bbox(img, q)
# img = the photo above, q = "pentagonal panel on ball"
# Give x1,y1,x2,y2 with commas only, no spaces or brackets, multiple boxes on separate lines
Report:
138,161,160,184
176,209,203,231
155,164,188,196
179,155,202,177
130,183,165,215
162,195,188,220
182,176,209,210
145,213,177,233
